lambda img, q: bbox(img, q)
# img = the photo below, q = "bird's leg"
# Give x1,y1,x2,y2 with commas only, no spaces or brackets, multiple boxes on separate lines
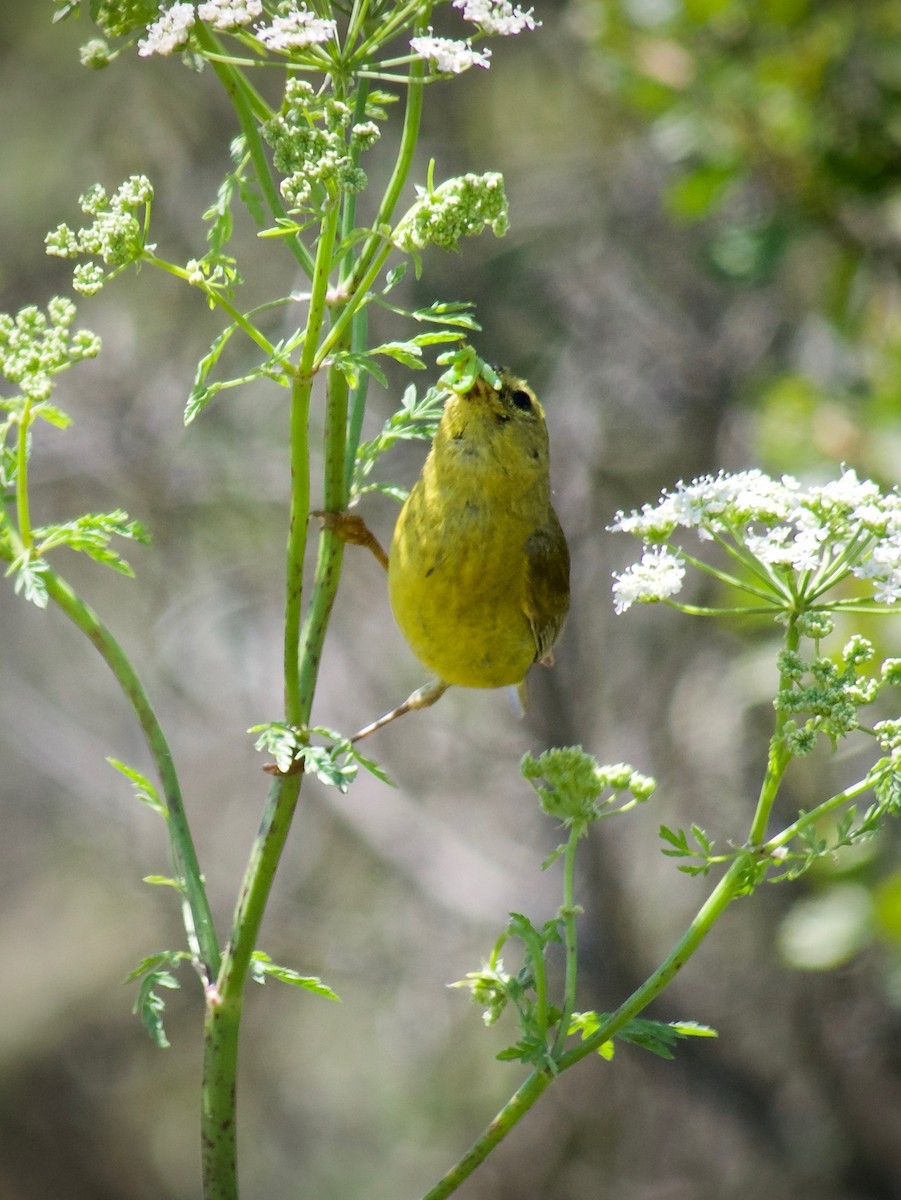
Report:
313,510,388,571
313,511,449,740
351,679,449,742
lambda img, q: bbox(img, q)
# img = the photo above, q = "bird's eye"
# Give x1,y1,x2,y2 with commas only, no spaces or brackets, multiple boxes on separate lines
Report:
511,389,533,411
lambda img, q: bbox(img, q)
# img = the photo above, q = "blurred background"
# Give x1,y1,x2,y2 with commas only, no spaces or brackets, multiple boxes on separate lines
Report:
4,2,901,1197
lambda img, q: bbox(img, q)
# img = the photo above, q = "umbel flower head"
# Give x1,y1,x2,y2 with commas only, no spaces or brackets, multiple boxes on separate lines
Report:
394,172,509,252
610,468,901,617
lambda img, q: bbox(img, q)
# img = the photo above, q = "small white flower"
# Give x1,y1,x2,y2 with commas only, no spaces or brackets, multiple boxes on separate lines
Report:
745,523,823,573
853,535,901,603
612,548,685,614
806,468,881,516
613,467,901,612
410,34,491,73
452,0,539,35
256,10,337,50
138,3,196,56
197,0,263,30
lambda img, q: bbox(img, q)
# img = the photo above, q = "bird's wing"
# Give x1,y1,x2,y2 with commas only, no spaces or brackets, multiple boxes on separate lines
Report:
522,511,570,665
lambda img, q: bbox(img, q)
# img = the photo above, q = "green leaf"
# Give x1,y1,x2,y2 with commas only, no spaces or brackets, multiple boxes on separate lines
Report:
125,950,190,1049
107,757,167,817
302,746,359,790
186,325,239,423
659,824,690,854
32,401,72,429
411,300,481,330
495,1033,557,1072
33,510,149,574
330,351,389,391
133,970,179,1049
667,1020,718,1040
9,555,49,608
353,481,410,504
250,722,305,774
250,952,340,1000
142,875,183,890
570,1012,717,1060
124,952,179,984
249,723,393,790
369,341,427,368
309,728,394,787
53,1,81,21
690,823,712,857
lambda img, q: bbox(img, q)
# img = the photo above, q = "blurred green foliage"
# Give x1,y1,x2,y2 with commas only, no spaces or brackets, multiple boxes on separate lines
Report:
583,0,901,474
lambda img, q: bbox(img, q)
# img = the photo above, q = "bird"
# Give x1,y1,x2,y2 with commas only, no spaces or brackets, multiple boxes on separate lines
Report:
343,367,569,741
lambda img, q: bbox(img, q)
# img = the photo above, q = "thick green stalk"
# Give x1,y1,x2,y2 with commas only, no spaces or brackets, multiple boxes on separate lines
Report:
283,372,313,725
551,827,580,1058
421,853,753,1199
748,619,799,846
420,662,801,1196
201,180,341,1200
419,1071,552,1200
40,567,220,982
202,772,303,1200
14,399,34,547
321,50,425,355
297,359,350,720
200,30,316,279
312,57,424,371
285,201,340,722
558,852,753,1067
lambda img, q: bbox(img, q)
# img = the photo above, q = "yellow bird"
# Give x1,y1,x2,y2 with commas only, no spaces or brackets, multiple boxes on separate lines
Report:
350,368,569,740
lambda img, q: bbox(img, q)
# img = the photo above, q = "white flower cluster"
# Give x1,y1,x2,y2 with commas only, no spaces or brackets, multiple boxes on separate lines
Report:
612,547,686,615
45,176,154,295
0,298,100,403
138,2,195,56
612,469,800,542
198,0,264,31
256,10,337,50
410,33,491,74
610,468,901,612
452,0,539,36
410,0,538,71
262,80,370,208
137,2,333,58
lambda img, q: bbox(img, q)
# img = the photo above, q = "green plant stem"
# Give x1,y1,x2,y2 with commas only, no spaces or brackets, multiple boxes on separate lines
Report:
40,566,220,981
202,771,303,1200
340,88,371,492
143,252,278,357
335,53,427,314
551,826,580,1057
763,772,880,853
418,1070,553,1200
298,358,349,719
422,852,754,1199
201,182,341,1200
559,852,752,1067
284,371,313,724
748,619,799,846
344,309,369,495
285,200,339,717
201,32,316,278
14,399,34,547
424,674,800,1196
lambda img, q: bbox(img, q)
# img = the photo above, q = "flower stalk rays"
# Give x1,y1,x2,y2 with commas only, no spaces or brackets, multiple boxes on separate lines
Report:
611,468,901,617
